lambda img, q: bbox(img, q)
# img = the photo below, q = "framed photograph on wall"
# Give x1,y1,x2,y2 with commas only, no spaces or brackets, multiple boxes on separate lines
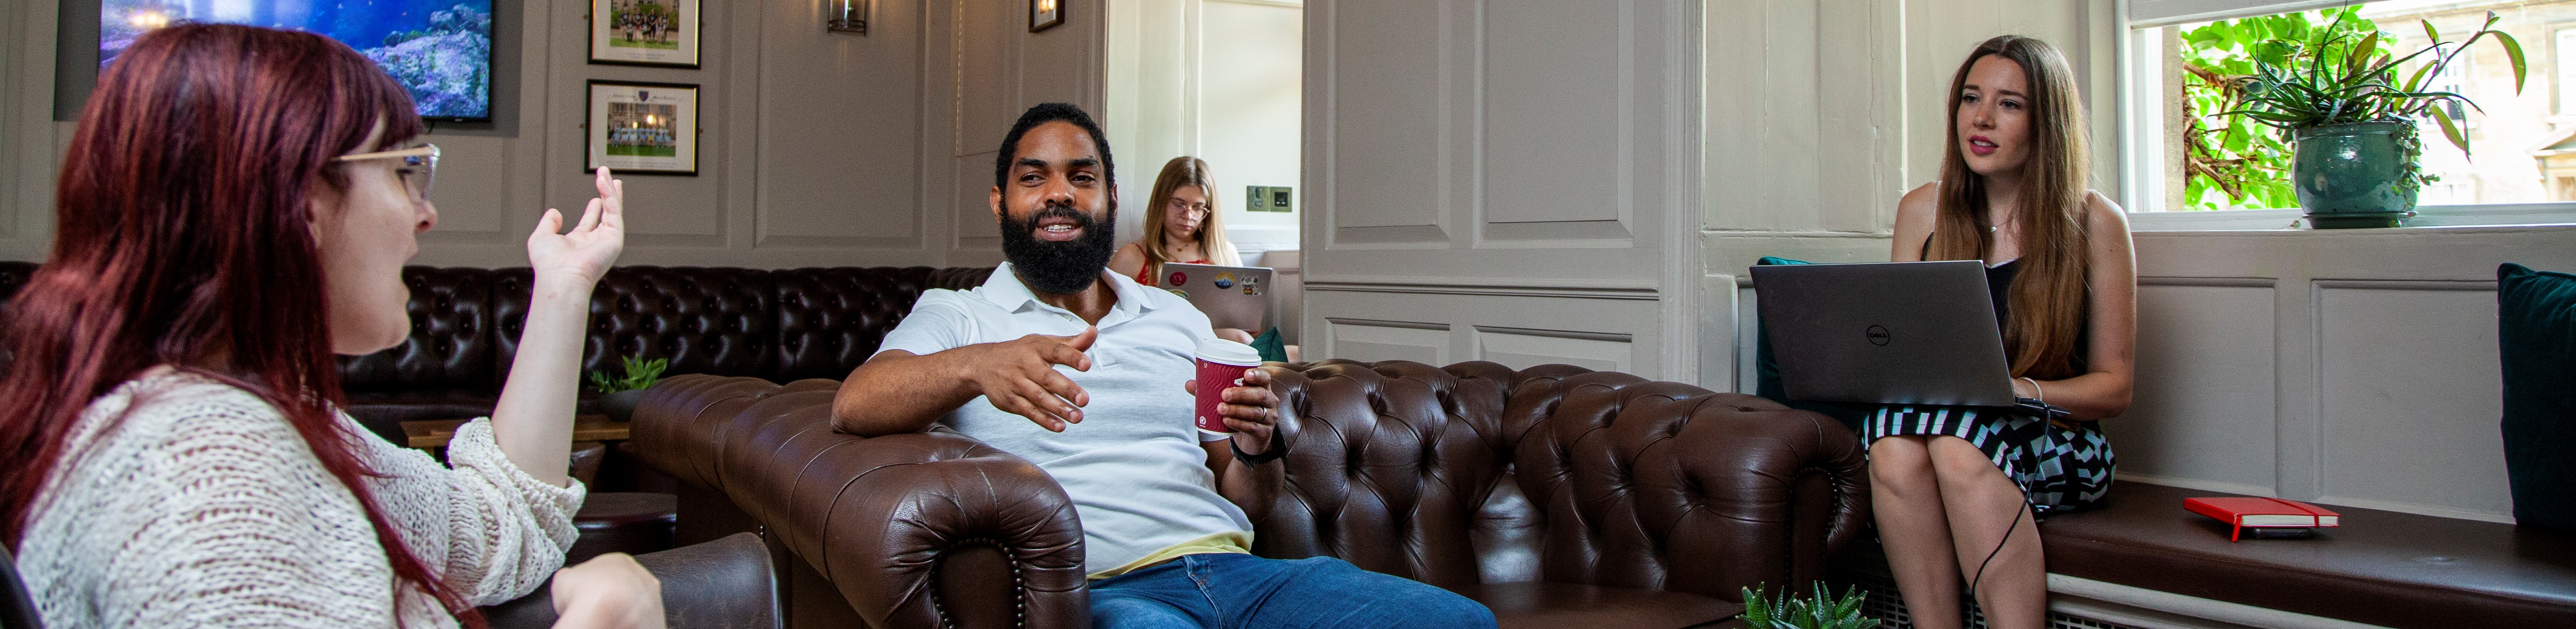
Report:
1029,0,1063,33
586,81,699,175
590,0,700,67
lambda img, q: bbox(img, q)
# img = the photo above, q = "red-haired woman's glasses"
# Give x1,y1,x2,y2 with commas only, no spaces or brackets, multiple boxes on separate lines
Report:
333,144,439,202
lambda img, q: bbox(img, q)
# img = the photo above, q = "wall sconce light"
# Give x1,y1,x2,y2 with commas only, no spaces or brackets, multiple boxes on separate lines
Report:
828,0,869,34
1029,0,1063,33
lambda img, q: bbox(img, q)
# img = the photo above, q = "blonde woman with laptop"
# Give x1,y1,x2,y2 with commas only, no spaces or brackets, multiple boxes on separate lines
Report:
1111,157,1253,345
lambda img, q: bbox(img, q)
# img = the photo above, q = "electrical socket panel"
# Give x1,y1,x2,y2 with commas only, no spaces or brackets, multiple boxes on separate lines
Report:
1245,185,1294,213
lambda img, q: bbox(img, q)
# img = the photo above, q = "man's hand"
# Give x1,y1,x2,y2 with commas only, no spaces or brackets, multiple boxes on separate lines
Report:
1184,367,1282,455
955,327,1097,431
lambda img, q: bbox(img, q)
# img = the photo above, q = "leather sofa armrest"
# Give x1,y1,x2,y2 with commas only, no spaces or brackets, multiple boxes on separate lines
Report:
1665,396,1872,590
628,374,1091,629
481,531,782,629
794,431,1090,629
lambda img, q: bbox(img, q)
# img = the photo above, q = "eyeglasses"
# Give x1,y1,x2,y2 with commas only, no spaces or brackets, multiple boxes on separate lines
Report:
334,144,439,202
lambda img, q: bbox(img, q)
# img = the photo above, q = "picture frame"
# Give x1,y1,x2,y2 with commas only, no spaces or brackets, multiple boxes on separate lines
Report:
585,81,700,176
590,0,700,68
1029,0,1063,33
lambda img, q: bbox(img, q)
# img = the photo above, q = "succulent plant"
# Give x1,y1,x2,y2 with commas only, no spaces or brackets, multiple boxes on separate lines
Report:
588,355,669,393
1738,582,1879,629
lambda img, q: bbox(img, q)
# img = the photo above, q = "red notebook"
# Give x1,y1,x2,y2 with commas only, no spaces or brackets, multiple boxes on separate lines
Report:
2185,496,2342,541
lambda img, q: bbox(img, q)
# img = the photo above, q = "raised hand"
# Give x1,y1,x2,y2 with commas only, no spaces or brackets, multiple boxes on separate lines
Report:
528,167,628,287
958,327,1098,432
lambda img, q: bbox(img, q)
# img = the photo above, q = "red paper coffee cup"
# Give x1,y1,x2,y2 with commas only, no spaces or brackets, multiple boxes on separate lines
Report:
1193,338,1263,436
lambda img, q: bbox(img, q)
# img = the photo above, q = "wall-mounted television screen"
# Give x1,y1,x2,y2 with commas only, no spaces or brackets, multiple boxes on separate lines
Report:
100,0,495,121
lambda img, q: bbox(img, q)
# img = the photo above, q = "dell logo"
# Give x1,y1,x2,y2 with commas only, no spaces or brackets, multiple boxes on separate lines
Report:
1865,325,1891,346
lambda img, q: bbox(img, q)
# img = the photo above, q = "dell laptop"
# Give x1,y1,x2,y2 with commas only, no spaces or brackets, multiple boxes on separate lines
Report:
1750,260,2018,407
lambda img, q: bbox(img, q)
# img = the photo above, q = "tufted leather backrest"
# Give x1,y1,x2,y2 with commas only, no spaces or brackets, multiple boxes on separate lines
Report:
495,266,780,383
1248,359,1870,602
772,266,992,382
339,267,497,392
1245,359,1526,588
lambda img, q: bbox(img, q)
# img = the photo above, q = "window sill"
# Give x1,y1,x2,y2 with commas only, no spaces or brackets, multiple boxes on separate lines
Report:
2128,202,2576,232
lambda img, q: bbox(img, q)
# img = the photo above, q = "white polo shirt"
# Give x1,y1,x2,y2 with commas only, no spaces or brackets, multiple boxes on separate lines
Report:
874,262,1252,576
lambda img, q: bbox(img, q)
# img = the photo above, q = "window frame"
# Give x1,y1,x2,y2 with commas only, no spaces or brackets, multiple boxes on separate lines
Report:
2114,0,2576,230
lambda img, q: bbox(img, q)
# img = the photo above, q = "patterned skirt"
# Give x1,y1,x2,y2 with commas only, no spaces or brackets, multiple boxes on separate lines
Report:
1861,401,2116,514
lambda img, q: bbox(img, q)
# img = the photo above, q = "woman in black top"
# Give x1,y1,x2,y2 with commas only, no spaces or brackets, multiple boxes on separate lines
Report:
1876,35,2138,629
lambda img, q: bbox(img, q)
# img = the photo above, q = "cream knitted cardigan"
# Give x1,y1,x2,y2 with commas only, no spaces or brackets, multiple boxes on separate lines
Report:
14,369,584,628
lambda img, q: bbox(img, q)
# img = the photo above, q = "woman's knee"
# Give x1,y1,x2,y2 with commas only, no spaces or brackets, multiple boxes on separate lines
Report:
1925,438,2010,493
1869,437,1935,486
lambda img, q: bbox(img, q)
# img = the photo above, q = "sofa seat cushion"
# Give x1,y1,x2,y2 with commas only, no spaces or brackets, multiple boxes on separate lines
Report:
1447,582,1740,629
2038,481,2576,627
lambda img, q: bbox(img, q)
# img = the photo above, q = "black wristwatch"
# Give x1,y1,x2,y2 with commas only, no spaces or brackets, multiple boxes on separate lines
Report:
1230,429,1287,466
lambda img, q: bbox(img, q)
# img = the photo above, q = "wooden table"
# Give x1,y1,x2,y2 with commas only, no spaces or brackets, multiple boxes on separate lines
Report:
402,415,628,449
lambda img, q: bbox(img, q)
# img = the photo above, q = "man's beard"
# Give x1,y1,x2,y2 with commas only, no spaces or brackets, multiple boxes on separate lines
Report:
998,201,1118,296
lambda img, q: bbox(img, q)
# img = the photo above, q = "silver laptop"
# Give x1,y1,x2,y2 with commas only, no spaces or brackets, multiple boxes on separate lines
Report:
1750,261,2017,407
1154,262,1274,331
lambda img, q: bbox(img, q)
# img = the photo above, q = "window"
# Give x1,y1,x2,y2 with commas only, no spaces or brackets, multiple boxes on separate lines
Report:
2122,0,2576,225
2555,27,2576,114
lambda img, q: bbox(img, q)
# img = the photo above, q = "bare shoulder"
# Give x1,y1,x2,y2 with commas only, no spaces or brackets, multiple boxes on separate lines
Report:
1107,242,1146,274
1891,182,1942,261
2084,190,2131,234
1896,182,1942,225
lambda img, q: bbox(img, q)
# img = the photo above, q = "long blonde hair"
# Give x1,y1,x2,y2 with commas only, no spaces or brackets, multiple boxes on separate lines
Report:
1141,157,1235,268
1930,35,2092,380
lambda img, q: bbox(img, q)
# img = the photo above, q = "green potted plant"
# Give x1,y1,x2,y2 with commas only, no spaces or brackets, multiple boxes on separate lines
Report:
2225,10,2526,228
589,355,668,421
1737,583,1879,629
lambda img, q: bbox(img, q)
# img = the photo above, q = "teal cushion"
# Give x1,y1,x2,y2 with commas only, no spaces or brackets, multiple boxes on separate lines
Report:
2499,263,2576,534
1753,257,1869,432
1250,326,1289,364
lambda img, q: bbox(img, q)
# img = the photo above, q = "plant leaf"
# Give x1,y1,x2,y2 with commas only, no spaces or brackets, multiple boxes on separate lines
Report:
2345,31,2379,79
2420,17,2438,45
2432,107,2469,154
2492,30,2527,94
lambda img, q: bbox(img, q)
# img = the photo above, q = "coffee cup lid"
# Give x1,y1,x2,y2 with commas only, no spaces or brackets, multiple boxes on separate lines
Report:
1194,337,1263,365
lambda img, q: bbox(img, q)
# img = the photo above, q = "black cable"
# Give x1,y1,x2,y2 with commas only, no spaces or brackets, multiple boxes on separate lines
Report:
1968,503,2027,597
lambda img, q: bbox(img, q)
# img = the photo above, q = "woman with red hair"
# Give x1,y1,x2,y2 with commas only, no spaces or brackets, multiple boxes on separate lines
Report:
0,24,660,628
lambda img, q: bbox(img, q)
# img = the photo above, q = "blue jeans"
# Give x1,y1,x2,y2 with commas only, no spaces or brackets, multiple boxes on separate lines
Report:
1088,553,1496,629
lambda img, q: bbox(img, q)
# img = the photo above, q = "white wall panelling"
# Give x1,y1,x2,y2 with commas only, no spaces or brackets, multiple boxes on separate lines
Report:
1474,326,1631,373
2312,280,2513,521
1303,0,1700,381
1323,317,1449,366
2117,279,2278,497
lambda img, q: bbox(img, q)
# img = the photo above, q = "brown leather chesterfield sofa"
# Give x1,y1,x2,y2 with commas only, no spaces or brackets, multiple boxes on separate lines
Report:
0,261,995,440
629,359,1872,629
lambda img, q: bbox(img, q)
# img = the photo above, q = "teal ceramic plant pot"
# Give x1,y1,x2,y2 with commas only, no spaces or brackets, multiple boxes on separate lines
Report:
2292,121,2419,229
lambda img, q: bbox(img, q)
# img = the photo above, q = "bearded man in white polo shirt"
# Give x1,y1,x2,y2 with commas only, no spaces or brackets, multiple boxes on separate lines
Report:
831,103,1495,629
